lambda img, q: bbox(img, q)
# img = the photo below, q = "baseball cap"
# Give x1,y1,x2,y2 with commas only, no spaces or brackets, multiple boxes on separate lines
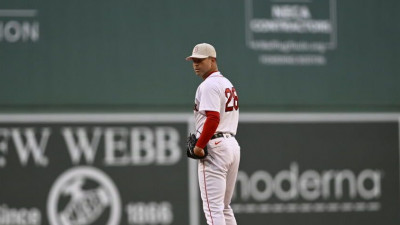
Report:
186,43,217,61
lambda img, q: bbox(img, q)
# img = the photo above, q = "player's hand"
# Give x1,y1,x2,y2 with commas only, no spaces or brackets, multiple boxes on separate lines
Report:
194,146,205,157
186,133,208,159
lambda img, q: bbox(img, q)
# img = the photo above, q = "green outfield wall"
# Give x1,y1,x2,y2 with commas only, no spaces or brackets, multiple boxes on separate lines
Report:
0,0,399,112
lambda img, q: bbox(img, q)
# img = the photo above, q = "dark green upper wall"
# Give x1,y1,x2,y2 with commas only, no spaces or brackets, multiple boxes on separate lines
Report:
0,0,399,112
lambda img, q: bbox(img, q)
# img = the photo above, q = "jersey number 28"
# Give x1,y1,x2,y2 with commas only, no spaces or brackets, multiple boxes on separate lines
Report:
225,87,239,112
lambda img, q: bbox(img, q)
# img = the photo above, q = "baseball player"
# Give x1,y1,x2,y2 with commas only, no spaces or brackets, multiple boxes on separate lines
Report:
186,43,240,225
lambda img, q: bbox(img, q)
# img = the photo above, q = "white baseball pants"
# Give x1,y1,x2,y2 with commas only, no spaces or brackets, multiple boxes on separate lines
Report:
198,136,241,225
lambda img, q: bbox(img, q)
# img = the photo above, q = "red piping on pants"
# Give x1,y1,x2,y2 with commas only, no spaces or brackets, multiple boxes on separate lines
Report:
203,161,214,225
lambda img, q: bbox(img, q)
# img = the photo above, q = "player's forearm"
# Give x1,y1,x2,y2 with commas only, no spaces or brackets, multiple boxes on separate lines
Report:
196,111,220,149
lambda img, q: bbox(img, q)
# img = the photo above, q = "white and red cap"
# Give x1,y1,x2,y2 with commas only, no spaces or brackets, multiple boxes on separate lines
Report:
186,43,217,60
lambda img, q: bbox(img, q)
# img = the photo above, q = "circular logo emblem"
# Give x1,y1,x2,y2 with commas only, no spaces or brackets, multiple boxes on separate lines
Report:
47,166,121,225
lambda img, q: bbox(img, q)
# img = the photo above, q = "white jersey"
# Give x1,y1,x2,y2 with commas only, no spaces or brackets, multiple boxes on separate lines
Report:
194,71,239,137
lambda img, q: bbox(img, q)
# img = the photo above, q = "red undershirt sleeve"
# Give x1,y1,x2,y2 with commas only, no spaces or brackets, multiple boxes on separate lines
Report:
196,111,220,149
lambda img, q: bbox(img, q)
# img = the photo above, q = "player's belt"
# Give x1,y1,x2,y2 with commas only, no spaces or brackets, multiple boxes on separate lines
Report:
211,132,235,140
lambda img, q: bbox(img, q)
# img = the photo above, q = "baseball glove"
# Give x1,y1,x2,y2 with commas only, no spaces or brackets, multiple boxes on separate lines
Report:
186,133,208,159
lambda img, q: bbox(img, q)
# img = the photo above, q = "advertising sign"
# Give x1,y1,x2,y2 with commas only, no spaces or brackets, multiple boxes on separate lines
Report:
0,114,191,225
245,0,337,65
1,113,399,225
231,114,400,225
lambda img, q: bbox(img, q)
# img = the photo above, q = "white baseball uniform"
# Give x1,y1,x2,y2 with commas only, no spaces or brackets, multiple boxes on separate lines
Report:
193,71,240,225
